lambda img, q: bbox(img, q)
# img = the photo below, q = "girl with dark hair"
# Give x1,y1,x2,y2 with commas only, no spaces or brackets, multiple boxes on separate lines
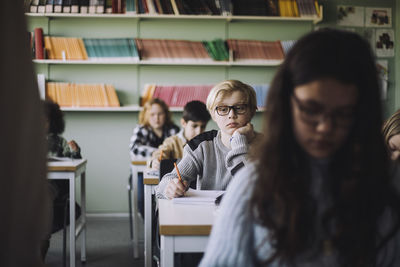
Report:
44,100,81,159
200,28,400,266
42,99,82,259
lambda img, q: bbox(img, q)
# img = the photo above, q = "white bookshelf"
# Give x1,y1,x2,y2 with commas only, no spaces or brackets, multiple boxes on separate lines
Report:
33,59,283,66
26,9,323,24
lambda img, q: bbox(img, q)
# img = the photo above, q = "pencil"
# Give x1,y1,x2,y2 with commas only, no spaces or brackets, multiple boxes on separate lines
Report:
174,162,185,187
159,150,163,162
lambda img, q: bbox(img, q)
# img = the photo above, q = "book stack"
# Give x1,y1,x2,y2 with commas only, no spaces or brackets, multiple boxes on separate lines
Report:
141,83,269,108
202,39,229,61
141,84,213,107
46,82,120,107
135,39,212,62
83,38,139,61
278,0,319,17
43,37,88,60
227,39,284,62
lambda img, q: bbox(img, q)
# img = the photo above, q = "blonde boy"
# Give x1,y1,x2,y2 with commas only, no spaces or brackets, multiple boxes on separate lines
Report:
155,80,260,199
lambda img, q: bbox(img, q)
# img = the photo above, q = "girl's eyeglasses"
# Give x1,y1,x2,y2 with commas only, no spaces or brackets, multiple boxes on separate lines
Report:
291,94,354,128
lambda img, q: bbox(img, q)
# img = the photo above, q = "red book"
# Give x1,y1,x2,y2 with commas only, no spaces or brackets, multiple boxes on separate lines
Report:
34,28,44,60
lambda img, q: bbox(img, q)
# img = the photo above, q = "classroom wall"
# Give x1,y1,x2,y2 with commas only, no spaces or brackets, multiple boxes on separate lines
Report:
28,0,396,214
318,0,396,117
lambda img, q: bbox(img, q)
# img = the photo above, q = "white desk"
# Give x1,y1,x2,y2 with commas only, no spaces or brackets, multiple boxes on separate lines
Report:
129,159,148,259
143,170,159,267
158,199,217,267
47,159,87,267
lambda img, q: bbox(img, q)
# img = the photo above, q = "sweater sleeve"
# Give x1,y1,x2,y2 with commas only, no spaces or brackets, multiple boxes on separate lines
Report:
225,133,250,176
155,143,202,199
199,165,258,267
129,125,156,159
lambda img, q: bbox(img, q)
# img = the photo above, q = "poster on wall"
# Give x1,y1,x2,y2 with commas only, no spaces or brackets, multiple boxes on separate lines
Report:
376,60,388,100
337,6,364,27
375,29,395,57
365,7,392,27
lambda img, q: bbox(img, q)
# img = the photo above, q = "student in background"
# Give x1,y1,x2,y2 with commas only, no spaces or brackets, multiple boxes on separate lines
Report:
1,1,50,266
200,29,400,266
129,98,179,216
155,80,261,199
42,99,82,259
150,100,211,170
44,100,82,159
382,109,400,161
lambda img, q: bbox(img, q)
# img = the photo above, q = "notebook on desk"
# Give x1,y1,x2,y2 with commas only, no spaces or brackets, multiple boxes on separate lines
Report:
172,189,225,205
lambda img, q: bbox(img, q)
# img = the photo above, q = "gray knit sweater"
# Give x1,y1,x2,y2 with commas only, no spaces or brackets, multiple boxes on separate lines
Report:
200,162,400,267
155,130,250,199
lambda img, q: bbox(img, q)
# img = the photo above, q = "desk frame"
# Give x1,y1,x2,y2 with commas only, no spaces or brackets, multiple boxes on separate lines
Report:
158,199,214,267
130,160,147,259
47,159,87,267
143,172,159,267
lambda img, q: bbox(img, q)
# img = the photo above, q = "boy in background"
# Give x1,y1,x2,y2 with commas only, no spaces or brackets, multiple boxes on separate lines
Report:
150,100,211,170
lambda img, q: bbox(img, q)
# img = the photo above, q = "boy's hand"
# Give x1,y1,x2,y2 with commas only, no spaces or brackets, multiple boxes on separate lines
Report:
234,123,256,143
68,140,80,152
165,178,188,199
151,159,160,170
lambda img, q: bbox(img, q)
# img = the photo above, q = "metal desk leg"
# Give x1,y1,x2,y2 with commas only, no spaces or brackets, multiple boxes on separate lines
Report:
80,172,86,262
160,235,174,267
144,185,152,267
131,166,140,259
69,176,76,267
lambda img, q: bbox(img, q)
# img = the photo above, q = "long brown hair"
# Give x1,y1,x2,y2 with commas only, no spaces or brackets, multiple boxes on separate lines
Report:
139,98,174,127
252,29,400,266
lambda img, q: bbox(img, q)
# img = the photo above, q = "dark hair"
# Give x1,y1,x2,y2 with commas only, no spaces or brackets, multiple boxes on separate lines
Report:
43,99,65,135
182,100,211,123
252,28,400,266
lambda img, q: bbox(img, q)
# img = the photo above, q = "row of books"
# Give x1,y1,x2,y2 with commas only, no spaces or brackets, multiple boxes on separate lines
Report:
141,84,269,108
26,0,320,17
32,30,294,62
26,0,133,14
46,82,120,107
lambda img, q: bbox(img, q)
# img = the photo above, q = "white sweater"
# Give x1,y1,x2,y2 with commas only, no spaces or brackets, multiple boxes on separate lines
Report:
200,162,400,267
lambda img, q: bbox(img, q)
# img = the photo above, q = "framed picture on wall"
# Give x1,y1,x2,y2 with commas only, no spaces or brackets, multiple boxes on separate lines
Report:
337,6,364,27
365,7,392,27
375,29,395,57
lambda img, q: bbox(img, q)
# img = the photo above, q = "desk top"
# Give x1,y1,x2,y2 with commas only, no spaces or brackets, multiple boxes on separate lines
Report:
158,199,216,236
48,159,87,171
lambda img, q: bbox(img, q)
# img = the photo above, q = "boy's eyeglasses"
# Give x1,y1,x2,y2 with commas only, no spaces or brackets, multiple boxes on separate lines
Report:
215,104,248,116
291,94,354,128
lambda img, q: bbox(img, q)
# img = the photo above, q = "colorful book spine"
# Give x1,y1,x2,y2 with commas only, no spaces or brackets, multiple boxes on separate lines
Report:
34,28,45,59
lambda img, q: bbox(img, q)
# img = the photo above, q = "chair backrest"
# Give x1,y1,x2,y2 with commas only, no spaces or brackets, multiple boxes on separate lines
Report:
159,159,177,179
160,158,196,189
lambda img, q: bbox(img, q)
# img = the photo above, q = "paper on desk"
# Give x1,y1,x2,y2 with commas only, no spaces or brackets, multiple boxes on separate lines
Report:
47,156,74,162
172,189,225,205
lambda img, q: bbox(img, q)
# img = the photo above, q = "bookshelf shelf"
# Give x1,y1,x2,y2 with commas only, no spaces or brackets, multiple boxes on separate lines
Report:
25,9,322,24
32,59,283,66
60,105,266,112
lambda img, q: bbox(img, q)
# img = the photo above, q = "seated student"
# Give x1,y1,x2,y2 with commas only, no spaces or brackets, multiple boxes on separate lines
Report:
150,100,211,170
42,100,82,259
200,29,400,266
155,80,261,199
382,109,400,161
129,98,179,217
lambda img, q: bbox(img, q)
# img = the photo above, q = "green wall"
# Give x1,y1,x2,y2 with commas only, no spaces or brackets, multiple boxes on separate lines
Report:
27,0,396,213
